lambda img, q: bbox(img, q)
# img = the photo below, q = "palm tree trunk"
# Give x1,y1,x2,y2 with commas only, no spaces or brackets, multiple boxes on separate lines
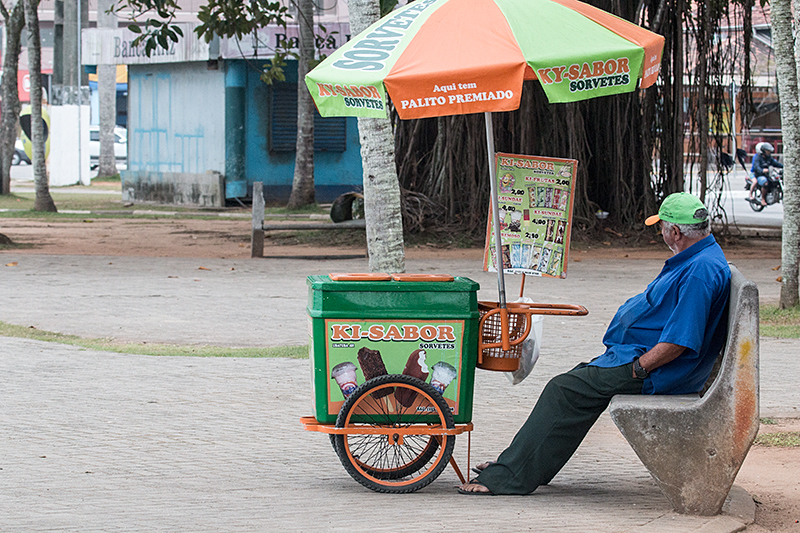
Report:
96,0,119,178
348,0,405,273
288,0,316,208
23,0,56,212
773,0,800,307
0,1,25,195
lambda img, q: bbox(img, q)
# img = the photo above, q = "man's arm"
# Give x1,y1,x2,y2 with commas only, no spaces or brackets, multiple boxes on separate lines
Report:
635,342,686,377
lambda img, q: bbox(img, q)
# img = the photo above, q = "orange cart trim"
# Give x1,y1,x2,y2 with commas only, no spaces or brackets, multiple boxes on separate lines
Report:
300,417,473,436
391,274,455,282
328,273,392,281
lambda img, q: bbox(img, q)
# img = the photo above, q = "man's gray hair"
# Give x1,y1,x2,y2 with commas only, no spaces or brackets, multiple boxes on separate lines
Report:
663,219,710,239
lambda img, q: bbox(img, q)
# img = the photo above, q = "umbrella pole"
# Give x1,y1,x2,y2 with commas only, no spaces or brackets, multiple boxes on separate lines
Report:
484,111,507,307
485,112,511,351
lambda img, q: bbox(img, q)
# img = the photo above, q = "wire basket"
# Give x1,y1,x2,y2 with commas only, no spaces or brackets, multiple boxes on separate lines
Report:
477,302,530,372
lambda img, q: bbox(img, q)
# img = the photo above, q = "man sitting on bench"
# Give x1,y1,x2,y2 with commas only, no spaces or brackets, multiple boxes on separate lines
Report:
458,192,731,496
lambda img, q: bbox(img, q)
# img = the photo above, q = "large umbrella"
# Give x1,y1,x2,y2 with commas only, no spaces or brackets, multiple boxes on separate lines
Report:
306,0,664,323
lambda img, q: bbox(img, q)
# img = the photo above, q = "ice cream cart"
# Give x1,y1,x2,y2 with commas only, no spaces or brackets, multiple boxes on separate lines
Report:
300,272,587,493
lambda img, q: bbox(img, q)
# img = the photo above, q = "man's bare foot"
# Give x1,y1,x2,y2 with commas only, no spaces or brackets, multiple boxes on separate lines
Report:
471,460,496,475
457,480,494,495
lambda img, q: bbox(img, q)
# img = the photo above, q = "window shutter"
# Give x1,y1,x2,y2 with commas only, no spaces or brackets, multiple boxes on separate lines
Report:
269,83,346,152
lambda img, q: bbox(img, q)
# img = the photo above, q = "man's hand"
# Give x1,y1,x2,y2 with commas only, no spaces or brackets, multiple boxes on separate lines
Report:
634,342,687,377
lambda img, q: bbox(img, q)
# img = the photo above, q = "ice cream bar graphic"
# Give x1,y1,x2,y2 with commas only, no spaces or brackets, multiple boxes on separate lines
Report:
357,347,392,398
430,362,457,394
396,349,429,407
331,362,359,398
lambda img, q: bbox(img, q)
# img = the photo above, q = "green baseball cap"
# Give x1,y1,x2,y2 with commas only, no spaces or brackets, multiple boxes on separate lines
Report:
645,192,708,226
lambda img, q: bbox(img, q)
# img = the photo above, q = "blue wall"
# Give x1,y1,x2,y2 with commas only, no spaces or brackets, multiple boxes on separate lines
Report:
127,63,226,174
125,60,363,205
241,60,363,203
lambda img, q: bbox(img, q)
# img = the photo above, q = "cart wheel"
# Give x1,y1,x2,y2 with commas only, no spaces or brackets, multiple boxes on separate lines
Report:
333,374,455,493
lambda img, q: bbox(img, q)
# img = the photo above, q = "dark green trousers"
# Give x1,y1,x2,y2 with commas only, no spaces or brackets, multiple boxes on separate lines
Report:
477,363,643,495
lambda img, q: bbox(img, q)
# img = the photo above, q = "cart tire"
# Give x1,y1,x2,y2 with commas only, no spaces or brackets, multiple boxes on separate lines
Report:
333,374,455,493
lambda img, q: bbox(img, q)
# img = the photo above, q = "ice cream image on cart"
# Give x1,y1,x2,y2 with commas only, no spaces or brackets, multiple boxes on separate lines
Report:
430,362,458,395
331,362,359,398
396,349,429,407
300,0,664,493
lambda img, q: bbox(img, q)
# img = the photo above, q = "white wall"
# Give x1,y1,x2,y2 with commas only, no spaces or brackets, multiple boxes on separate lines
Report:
48,105,91,186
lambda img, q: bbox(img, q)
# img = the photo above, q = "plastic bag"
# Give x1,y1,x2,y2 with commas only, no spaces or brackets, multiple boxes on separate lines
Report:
506,297,544,385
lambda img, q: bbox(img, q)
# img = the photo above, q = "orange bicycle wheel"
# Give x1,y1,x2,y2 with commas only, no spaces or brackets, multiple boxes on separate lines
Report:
333,374,455,493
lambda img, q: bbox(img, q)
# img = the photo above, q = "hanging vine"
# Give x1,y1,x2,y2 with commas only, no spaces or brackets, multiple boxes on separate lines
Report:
392,0,754,239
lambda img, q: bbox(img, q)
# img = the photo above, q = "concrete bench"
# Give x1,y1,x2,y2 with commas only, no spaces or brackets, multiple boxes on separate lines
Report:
250,182,366,258
609,264,759,515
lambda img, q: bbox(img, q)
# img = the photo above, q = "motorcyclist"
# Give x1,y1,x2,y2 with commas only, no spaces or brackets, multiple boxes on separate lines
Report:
749,142,783,206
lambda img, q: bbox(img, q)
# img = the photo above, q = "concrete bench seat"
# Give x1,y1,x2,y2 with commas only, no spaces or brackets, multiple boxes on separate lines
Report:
609,264,759,515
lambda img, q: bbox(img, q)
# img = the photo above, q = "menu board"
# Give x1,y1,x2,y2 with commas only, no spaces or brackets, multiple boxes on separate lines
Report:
483,153,578,278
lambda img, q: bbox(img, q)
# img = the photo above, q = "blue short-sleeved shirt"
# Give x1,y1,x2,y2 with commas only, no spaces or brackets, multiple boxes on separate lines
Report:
588,234,731,394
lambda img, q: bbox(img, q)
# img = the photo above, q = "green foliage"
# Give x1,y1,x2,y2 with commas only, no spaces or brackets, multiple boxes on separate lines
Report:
761,417,778,425
380,0,399,17
0,320,307,358
110,0,289,59
760,304,800,338
754,432,800,447
195,0,288,42
260,55,288,85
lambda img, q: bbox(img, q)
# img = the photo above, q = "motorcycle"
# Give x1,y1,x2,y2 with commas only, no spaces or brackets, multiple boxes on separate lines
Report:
745,167,783,212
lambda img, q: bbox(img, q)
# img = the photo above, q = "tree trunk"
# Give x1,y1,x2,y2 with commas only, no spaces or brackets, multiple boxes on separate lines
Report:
23,0,56,212
696,0,709,203
96,0,119,178
348,0,405,273
773,0,800,308
287,0,315,208
0,0,25,196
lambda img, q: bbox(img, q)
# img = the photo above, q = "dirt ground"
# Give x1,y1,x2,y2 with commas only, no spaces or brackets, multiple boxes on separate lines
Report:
0,216,787,261
0,217,798,531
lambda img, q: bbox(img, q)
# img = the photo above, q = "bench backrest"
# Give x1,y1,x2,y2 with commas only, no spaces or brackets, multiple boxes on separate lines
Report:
700,265,759,405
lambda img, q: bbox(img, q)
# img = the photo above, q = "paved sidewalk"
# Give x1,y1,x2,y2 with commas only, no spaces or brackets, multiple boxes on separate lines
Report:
0,253,796,531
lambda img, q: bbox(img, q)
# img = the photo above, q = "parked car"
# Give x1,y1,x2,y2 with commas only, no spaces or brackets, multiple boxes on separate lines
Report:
89,125,127,169
13,138,31,165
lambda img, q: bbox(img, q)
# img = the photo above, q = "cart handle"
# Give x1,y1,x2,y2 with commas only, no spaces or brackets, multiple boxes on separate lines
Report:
477,302,588,363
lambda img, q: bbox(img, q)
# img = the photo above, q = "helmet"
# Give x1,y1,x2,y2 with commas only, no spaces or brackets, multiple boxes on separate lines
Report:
759,142,775,155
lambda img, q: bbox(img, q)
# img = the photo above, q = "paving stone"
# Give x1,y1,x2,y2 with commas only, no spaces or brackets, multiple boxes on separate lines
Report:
0,254,794,531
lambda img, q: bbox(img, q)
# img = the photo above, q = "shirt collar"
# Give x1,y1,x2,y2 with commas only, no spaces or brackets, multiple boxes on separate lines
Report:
664,234,716,268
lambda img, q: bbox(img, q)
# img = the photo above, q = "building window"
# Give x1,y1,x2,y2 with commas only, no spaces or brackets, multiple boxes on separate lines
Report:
269,82,346,152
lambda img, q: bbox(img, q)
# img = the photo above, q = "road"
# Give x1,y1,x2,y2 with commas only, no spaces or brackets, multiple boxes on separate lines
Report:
711,167,783,227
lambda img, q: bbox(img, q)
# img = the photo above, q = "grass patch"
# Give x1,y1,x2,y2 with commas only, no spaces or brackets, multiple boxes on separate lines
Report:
0,321,307,358
92,174,121,183
754,431,800,447
0,191,332,220
761,417,778,425
0,191,125,213
760,305,800,338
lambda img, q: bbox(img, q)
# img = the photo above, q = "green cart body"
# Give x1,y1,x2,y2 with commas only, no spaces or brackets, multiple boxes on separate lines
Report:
306,274,480,425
